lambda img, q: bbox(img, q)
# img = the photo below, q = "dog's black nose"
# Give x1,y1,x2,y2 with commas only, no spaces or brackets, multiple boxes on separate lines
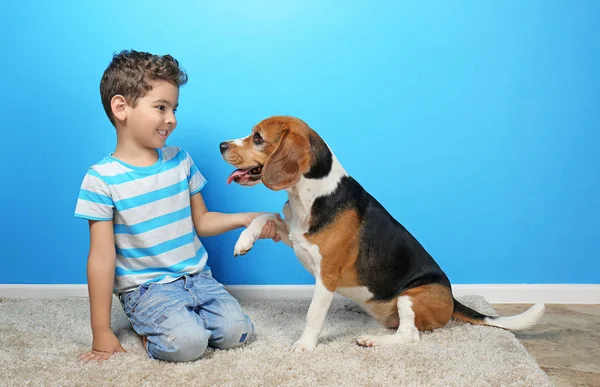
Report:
219,142,229,154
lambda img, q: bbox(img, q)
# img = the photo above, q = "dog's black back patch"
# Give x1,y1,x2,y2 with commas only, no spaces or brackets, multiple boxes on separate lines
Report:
308,176,450,301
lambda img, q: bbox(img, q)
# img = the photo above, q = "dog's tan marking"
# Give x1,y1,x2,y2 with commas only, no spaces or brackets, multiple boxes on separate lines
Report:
262,130,311,190
365,299,401,329
222,117,311,167
305,208,361,292
400,284,454,331
365,284,454,330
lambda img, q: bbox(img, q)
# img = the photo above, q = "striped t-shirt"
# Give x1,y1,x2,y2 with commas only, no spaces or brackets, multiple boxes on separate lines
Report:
74,146,208,294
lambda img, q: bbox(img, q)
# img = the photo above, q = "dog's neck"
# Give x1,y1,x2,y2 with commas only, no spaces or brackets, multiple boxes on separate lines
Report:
286,148,347,217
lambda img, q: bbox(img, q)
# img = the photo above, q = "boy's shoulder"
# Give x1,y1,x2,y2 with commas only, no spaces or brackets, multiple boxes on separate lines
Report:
86,154,118,178
161,146,200,169
161,145,188,161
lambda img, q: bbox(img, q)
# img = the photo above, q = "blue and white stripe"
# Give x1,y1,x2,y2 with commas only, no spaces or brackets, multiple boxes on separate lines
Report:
74,146,208,293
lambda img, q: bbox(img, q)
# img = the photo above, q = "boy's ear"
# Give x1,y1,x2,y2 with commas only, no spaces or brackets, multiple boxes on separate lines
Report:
110,95,128,122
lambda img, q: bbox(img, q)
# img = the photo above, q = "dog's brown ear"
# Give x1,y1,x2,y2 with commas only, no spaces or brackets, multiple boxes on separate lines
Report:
262,130,310,191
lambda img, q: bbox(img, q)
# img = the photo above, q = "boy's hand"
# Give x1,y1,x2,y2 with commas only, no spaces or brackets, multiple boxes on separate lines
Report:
259,219,282,242
79,330,126,365
244,212,283,242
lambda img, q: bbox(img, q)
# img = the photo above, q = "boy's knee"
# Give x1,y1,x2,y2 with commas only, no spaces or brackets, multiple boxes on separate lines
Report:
213,315,254,350
148,324,210,362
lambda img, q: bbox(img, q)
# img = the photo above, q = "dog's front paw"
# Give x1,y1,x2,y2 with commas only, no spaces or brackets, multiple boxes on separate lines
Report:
291,338,317,352
233,229,257,257
356,331,419,347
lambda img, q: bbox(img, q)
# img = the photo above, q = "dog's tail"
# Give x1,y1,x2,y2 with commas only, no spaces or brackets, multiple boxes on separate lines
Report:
452,298,545,331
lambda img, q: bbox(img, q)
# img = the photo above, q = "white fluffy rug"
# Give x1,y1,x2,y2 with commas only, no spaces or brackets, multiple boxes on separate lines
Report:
0,295,551,386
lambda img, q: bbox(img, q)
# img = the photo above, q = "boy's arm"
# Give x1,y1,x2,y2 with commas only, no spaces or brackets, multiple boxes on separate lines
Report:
79,219,126,364
190,192,280,239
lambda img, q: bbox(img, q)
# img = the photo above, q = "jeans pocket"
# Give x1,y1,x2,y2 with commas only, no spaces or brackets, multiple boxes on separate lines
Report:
197,267,213,278
123,283,155,314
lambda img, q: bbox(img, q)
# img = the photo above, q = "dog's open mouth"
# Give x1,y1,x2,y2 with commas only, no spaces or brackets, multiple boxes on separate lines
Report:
227,165,263,185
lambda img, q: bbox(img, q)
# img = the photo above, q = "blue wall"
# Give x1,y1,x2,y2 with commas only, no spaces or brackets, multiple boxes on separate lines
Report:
2,1,598,286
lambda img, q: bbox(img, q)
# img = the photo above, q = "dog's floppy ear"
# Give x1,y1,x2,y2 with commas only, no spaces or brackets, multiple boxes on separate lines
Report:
262,129,311,191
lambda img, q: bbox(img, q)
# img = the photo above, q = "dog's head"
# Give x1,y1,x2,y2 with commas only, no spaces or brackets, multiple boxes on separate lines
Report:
220,116,329,191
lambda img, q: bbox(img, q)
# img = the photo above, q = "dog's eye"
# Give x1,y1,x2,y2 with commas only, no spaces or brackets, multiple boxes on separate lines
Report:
253,132,264,145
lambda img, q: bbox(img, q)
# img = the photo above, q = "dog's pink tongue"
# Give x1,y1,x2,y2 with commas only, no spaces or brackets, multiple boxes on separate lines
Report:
227,168,253,184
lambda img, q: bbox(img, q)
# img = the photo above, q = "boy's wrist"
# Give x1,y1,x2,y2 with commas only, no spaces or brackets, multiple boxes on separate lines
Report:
242,212,262,227
242,213,252,227
91,324,113,334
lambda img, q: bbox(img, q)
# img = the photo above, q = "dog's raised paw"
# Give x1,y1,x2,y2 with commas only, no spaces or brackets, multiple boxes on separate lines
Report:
233,230,257,257
233,246,251,257
233,249,248,257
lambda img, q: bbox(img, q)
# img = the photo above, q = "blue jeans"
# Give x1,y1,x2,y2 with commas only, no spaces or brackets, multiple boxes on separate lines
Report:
118,269,253,362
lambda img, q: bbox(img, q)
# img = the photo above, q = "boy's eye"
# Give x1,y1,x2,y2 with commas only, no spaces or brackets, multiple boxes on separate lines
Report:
157,105,165,111
253,132,264,145
173,108,177,114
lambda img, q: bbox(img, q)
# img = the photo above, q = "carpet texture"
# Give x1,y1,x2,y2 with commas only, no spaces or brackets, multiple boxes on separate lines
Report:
0,295,551,386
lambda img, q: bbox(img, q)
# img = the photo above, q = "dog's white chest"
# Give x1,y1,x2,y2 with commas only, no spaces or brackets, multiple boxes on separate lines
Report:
286,197,322,276
289,225,321,276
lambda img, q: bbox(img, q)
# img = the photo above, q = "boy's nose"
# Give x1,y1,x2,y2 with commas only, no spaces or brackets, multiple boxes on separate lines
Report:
219,142,230,154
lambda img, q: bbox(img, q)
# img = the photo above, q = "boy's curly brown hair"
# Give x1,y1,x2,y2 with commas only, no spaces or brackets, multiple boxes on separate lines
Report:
100,49,188,126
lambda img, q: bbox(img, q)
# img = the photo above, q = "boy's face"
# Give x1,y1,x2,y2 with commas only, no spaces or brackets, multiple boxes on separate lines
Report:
122,80,179,149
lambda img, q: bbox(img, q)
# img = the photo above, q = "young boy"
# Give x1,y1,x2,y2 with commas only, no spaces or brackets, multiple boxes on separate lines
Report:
74,49,280,364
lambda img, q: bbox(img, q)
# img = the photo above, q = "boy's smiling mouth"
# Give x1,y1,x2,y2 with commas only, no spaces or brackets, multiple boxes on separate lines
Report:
157,129,169,138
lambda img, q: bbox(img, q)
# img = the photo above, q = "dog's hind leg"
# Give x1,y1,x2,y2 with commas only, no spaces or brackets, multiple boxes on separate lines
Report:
356,284,453,347
356,296,420,347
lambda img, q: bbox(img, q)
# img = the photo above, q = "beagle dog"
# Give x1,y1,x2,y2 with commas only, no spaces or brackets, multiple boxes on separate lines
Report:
219,116,545,352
